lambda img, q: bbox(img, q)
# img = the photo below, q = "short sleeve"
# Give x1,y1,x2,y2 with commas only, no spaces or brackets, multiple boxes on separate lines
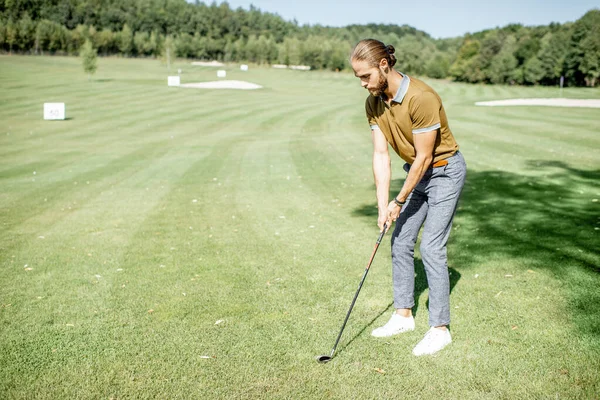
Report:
365,98,379,130
409,91,441,134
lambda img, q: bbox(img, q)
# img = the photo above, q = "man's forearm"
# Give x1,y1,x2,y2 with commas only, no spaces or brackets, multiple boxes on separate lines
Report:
373,152,391,210
396,154,432,202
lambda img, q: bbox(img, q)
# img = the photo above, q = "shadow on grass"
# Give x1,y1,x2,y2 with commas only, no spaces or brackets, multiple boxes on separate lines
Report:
352,160,600,339
342,302,394,351
339,266,461,356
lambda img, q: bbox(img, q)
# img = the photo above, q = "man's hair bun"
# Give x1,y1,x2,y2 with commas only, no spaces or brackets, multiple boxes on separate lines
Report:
386,45,397,67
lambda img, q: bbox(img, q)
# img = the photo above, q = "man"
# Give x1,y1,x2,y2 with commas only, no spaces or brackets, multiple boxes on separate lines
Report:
350,39,467,356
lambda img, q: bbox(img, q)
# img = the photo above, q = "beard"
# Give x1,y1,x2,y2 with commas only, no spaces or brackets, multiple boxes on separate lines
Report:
368,72,388,97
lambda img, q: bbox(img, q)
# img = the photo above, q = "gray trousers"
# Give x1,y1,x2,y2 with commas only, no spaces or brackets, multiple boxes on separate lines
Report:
391,151,466,327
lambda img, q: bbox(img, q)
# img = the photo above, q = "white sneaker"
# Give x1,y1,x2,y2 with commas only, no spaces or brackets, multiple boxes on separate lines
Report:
371,313,415,337
412,327,452,356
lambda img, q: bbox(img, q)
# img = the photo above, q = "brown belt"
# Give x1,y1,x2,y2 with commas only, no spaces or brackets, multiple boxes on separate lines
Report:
431,159,448,168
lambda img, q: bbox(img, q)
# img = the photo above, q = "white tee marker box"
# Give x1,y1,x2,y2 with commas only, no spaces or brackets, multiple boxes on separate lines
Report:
217,70,227,78
168,76,181,86
240,64,249,71
43,103,65,120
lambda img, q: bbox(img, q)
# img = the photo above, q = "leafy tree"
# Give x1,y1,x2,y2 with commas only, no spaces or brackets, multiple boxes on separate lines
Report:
88,25,97,47
327,39,351,71
537,32,568,85
191,33,208,59
223,39,235,62
0,21,6,50
5,18,17,53
174,33,193,58
133,31,149,56
148,31,159,57
511,67,524,85
300,37,322,69
35,20,49,54
69,24,87,54
35,19,59,55
277,37,302,65
97,28,115,56
566,10,600,86
394,35,434,75
436,36,462,56
245,35,260,63
263,35,278,64
233,36,247,61
479,30,504,82
523,56,545,84
161,34,176,69
579,32,600,87
514,35,540,65
17,13,36,52
47,21,66,53
119,23,133,56
425,53,450,79
80,38,97,80
449,39,481,81
488,35,518,84
462,55,486,83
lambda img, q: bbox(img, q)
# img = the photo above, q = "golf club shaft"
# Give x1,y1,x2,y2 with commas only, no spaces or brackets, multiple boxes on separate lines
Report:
329,225,387,357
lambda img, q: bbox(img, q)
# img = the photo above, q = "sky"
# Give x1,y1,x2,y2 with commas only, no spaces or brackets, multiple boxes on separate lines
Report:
214,0,599,39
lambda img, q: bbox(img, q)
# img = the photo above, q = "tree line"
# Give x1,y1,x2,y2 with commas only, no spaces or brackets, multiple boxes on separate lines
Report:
0,0,598,86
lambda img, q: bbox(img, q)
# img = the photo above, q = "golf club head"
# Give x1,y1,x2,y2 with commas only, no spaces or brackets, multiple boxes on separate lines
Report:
316,355,332,364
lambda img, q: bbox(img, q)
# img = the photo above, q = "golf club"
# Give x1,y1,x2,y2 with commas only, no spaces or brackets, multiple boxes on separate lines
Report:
316,223,388,364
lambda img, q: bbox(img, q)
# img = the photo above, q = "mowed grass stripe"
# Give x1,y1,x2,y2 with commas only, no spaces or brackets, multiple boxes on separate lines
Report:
0,142,175,252
97,134,258,326
455,117,599,167
456,106,600,143
1,107,283,234
99,96,339,280
455,113,595,153
0,86,152,114
234,136,379,296
117,97,360,262
0,88,297,166
0,145,208,299
0,92,224,156
0,95,306,202
288,101,375,203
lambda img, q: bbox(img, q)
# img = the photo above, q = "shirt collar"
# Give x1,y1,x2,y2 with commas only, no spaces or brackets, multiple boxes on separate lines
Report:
381,72,410,104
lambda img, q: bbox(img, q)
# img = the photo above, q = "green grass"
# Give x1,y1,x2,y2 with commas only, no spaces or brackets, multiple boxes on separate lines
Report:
1,55,599,399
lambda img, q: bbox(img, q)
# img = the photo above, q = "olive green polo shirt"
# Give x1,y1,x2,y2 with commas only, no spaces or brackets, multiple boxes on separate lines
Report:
366,73,459,165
